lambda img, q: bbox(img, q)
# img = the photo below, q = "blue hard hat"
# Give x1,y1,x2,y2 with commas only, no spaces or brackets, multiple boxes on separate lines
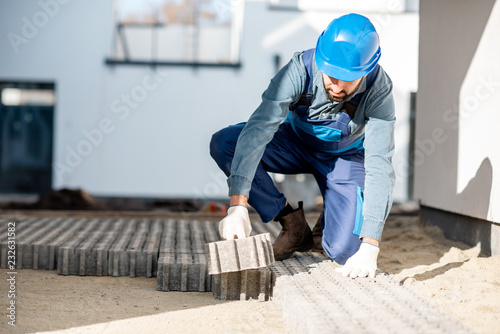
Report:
315,13,381,82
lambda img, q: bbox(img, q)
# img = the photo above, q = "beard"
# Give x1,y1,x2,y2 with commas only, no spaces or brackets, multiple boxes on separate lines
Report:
324,80,362,102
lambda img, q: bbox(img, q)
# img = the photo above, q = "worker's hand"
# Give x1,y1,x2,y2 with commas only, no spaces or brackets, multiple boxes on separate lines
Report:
335,242,379,278
218,205,252,240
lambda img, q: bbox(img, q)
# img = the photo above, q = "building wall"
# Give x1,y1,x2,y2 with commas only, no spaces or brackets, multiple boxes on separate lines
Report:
415,0,500,223
0,0,418,202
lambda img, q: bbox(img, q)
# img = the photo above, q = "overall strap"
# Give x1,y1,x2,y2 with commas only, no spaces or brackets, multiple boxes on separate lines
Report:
290,48,315,110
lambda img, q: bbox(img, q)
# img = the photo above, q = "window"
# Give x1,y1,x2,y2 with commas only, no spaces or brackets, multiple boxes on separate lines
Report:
106,0,243,68
0,82,55,194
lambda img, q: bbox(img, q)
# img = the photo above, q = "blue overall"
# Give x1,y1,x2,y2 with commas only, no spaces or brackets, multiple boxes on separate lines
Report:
210,50,379,264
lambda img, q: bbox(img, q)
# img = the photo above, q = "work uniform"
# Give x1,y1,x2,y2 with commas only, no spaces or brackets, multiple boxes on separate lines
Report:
210,50,395,264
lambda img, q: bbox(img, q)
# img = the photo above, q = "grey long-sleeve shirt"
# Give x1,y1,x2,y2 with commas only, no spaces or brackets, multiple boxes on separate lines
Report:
228,51,396,241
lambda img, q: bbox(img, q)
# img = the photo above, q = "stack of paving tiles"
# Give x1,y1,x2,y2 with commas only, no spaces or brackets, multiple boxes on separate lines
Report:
271,252,473,334
206,233,274,274
207,233,275,301
0,216,75,270
206,221,282,301
57,218,163,277
155,219,281,297
0,217,162,277
0,216,282,299
156,219,218,292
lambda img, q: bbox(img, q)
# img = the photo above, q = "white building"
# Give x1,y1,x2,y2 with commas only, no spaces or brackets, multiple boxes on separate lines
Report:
0,0,418,205
415,0,500,255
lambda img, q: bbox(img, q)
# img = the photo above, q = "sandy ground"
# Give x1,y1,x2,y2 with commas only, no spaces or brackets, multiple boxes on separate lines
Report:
378,216,500,334
0,215,499,334
0,271,288,334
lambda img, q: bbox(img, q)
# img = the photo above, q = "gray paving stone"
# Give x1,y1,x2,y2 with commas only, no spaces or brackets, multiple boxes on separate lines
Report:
43,218,88,270
156,220,214,292
48,217,166,277
207,221,280,300
108,219,138,277
206,233,274,274
136,219,163,278
270,252,473,334
202,220,220,244
17,218,64,269
126,219,150,277
91,219,125,276
31,218,78,270
73,219,115,276
57,218,102,275
156,252,210,292
212,267,273,301
0,217,49,268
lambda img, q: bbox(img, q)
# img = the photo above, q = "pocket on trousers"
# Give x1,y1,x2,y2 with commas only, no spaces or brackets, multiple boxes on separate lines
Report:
352,185,364,236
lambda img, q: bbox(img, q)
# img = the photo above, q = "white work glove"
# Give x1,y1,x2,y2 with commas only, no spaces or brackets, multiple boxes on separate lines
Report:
335,242,380,278
218,205,252,240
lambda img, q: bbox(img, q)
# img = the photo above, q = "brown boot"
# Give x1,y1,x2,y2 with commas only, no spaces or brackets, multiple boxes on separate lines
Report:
273,201,314,261
312,212,324,252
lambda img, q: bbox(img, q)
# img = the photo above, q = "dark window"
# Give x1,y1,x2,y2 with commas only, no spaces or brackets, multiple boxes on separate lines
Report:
0,82,55,194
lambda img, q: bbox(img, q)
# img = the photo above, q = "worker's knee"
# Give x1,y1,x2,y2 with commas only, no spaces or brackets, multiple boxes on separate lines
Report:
209,130,226,162
209,123,245,164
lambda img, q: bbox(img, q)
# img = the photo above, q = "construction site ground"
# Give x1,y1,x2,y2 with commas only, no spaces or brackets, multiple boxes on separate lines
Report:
0,210,499,334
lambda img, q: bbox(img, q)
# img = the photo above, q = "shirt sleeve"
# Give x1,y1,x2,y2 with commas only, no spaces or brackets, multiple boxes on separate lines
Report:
228,54,305,197
359,77,396,241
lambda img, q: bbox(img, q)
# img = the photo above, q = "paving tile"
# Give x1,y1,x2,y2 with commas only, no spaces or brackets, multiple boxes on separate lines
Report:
0,217,52,269
206,233,274,274
212,267,273,301
108,219,138,277
207,221,279,300
270,252,473,334
156,220,214,292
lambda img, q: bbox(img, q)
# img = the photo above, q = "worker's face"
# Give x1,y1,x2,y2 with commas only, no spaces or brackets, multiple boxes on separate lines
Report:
322,74,363,102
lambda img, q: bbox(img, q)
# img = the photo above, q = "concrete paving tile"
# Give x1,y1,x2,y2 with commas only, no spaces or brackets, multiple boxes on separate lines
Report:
91,219,125,276
75,219,114,276
156,220,214,292
126,219,150,277
0,217,50,268
31,218,78,270
108,219,138,277
206,233,274,274
156,253,209,292
17,218,63,269
270,252,473,334
57,218,102,275
141,219,163,278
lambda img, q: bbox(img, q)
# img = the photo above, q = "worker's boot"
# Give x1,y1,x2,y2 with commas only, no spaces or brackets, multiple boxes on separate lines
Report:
311,212,324,252
273,201,314,261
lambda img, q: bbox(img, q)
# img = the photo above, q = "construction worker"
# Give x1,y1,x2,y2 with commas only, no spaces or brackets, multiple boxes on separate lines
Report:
210,13,395,279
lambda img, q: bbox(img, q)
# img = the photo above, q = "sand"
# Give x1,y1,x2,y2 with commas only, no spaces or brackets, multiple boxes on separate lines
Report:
1,215,499,334
378,217,500,334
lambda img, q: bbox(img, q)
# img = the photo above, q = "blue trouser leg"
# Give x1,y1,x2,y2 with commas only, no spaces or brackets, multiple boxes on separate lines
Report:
315,153,365,264
210,122,365,264
210,123,309,222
